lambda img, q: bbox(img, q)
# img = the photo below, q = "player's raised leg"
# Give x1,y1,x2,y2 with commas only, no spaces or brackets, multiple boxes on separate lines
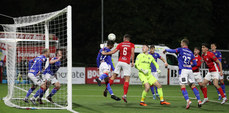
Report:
96,62,110,86
104,73,120,101
96,73,108,86
107,82,121,101
103,78,109,97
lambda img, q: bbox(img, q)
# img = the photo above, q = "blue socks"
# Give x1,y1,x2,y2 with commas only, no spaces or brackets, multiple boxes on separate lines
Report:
26,87,35,98
34,88,44,98
150,85,158,95
181,88,189,101
39,89,47,98
99,73,108,80
150,86,155,95
106,83,114,95
155,86,158,94
192,87,200,101
48,88,58,97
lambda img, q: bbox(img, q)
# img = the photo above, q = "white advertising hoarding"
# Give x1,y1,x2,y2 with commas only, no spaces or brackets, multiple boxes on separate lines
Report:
57,67,85,84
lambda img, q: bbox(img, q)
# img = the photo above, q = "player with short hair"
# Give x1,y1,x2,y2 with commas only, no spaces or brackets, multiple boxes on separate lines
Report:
163,39,202,109
23,49,50,105
136,45,170,106
102,34,135,103
149,45,168,99
192,47,208,99
37,49,62,104
201,43,227,104
210,43,226,100
95,41,120,101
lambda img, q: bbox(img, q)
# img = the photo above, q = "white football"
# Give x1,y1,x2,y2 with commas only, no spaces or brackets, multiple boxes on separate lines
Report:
108,33,116,41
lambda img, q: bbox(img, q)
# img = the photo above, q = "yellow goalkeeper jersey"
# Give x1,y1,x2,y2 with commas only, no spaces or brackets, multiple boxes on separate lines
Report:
135,53,159,71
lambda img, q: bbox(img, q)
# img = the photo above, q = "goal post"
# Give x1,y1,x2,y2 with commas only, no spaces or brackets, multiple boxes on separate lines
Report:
0,6,74,112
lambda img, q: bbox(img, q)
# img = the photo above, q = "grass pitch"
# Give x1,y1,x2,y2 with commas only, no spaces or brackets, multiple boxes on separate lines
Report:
0,84,229,113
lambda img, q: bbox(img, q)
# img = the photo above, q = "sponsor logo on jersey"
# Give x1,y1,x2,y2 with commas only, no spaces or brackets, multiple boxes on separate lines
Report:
122,57,127,60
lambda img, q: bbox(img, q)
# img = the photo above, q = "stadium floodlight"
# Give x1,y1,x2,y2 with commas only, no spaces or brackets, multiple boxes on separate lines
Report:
0,6,76,112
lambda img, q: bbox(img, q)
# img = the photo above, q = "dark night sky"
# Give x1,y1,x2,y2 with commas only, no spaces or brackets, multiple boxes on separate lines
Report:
1,0,229,66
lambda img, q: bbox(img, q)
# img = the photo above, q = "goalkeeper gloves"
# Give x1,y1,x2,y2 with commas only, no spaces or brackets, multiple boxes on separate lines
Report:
157,69,161,74
140,69,148,74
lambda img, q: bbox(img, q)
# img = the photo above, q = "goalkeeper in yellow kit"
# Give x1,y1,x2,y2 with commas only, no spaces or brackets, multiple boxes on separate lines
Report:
135,45,170,106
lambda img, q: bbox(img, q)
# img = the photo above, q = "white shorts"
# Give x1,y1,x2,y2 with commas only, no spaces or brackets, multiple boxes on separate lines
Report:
114,62,131,76
151,72,159,80
44,73,59,85
28,73,44,86
179,69,195,85
99,62,111,75
204,72,219,81
193,72,203,83
219,75,224,80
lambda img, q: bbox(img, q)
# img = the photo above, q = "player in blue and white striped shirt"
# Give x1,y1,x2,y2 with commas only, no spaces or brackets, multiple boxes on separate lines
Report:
37,49,62,104
164,39,202,109
23,49,50,105
96,41,120,101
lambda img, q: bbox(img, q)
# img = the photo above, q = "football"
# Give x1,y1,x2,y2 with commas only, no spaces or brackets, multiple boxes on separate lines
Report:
108,33,116,41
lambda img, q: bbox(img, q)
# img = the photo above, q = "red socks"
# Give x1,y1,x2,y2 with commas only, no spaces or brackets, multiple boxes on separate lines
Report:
123,82,129,95
201,87,208,98
218,87,225,98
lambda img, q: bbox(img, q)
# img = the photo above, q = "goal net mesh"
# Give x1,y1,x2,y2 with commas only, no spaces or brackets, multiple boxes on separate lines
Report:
1,6,72,110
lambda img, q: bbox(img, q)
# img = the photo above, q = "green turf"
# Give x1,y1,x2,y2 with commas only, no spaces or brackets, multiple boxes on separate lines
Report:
0,84,229,113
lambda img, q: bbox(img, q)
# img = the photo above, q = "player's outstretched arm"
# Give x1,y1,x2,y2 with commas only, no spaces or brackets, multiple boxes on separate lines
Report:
160,57,168,67
164,49,177,54
101,49,118,55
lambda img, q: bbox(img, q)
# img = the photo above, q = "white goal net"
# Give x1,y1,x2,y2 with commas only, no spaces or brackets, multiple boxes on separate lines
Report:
0,6,72,111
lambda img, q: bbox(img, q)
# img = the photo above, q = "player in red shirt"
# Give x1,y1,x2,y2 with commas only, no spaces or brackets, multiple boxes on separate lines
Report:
102,34,135,103
211,43,226,100
201,43,228,104
192,47,208,100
